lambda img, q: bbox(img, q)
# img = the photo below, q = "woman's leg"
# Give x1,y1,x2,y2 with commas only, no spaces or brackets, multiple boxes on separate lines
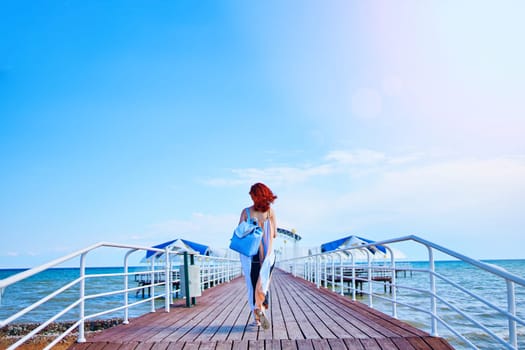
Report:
240,254,255,312
250,254,263,325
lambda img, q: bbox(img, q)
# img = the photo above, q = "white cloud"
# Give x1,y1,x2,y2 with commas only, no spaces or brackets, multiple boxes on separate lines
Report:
335,156,525,217
204,149,426,188
325,149,386,165
204,164,336,187
170,152,525,259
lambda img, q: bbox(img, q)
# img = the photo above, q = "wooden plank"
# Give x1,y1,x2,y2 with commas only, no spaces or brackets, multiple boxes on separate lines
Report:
309,339,329,350
326,338,347,350
162,304,225,342
265,339,283,350
406,336,433,349
422,337,455,350
84,343,109,350
150,343,169,350
391,337,416,350
179,342,199,350
280,274,386,339
279,274,336,339
286,275,366,339
239,303,258,341
231,339,249,350
124,312,181,343
164,342,184,350
276,277,320,339
247,339,264,350
294,339,314,350
297,289,356,339
148,279,242,343
308,277,425,338
134,342,154,350
279,339,297,350
102,342,138,350
209,288,251,341
374,338,399,350
267,288,288,340
272,275,303,339
69,342,97,350
91,312,162,342
178,290,238,342
215,340,233,350
74,269,454,350
343,338,365,350
197,342,217,350
358,338,381,350
195,285,246,341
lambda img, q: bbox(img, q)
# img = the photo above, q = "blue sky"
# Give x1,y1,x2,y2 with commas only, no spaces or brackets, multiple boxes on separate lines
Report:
1,1,524,268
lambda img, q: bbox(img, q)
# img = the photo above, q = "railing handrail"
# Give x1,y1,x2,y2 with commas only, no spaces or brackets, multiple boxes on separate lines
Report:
294,234,525,286
0,241,166,289
277,234,524,350
0,241,242,349
382,235,525,285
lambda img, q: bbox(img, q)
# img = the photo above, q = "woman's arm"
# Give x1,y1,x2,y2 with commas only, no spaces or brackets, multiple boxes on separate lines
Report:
270,208,277,238
238,208,247,224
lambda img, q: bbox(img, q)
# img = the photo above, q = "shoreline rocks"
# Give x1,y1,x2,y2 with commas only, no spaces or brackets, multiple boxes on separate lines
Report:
0,318,123,349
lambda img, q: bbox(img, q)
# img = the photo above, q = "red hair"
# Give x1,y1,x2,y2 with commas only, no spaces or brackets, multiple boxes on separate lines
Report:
249,183,277,212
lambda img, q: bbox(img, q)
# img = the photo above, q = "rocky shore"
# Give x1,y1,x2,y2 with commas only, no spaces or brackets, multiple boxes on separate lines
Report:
0,318,123,350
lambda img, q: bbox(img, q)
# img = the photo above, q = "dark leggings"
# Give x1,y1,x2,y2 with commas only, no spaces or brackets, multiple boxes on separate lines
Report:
250,253,274,307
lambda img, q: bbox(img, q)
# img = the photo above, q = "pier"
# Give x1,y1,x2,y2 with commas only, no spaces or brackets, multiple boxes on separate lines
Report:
69,269,453,350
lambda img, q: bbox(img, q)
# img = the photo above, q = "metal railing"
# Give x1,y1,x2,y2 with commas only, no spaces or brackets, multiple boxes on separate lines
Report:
276,235,525,350
0,241,242,349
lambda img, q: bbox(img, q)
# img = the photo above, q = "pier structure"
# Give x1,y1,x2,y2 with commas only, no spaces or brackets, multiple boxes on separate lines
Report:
69,269,453,350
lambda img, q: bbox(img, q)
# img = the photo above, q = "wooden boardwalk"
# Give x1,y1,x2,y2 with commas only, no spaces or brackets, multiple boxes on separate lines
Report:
69,269,454,350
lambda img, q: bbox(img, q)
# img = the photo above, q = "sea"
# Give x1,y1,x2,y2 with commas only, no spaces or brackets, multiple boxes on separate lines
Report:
1,260,524,350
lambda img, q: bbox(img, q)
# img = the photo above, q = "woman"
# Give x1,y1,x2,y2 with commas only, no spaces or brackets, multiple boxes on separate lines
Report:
238,182,277,329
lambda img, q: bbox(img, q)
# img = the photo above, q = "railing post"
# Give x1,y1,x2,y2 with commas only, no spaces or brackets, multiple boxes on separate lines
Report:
316,256,321,288
221,259,225,283
309,258,313,283
331,255,335,292
164,247,170,312
310,258,313,282
389,247,397,318
428,246,438,336
200,257,205,291
323,256,327,288
506,279,517,348
207,257,211,290
367,252,373,308
339,253,344,296
305,259,308,281
124,249,136,324
351,253,356,301
226,260,232,282
77,252,87,343
305,259,309,281
150,257,155,313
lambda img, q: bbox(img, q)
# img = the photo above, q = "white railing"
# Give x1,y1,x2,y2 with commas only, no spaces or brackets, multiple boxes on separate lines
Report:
0,241,242,349
276,235,525,350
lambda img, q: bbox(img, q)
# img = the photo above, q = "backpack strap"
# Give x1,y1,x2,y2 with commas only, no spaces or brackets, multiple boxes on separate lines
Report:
245,208,251,221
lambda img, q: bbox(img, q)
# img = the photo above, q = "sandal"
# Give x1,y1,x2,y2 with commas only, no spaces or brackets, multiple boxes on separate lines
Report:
257,309,270,330
254,310,261,327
